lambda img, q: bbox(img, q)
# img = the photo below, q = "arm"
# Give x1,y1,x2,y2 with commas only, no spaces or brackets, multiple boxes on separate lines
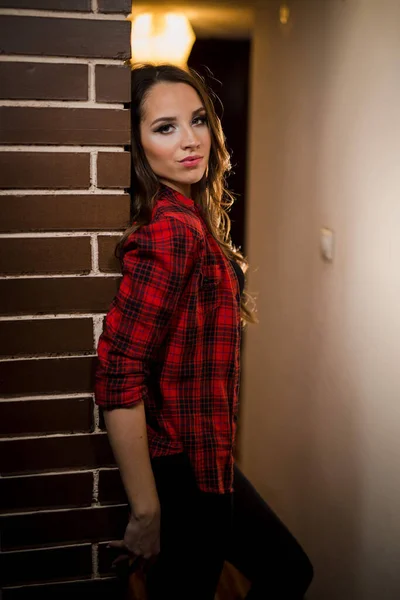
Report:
104,403,158,519
104,403,160,560
95,216,199,556
95,216,199,410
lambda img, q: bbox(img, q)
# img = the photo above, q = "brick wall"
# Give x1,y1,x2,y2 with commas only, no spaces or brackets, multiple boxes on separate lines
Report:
0,1,132,597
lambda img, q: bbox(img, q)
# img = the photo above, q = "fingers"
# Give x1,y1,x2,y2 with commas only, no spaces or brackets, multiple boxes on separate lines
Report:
107,540,126,549
107,540,160,562
111,554,131,567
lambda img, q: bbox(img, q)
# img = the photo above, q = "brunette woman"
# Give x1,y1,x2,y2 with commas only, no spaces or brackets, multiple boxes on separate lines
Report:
95,63,313,600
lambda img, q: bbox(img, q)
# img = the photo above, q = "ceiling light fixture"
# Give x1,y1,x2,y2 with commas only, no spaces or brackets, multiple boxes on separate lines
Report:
128,12,196,68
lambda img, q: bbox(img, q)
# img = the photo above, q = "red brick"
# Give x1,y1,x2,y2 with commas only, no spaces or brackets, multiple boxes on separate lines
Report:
0,237,91,275
0,152,90,189
0,472,93,513
0,432,115,475
0,16,130,59
0,107,130,146
98,468,127,505
0,544,92,587
0,0,91,9
0,62,88,101
97,152,130,188
96,65,131,103
1,578,124,600
0,397,94,436
0,318,94,356
0,277,120,315
0,194,130,232
0,356,95,396
98,235,121,273
98,0,131,12
0,505,127,550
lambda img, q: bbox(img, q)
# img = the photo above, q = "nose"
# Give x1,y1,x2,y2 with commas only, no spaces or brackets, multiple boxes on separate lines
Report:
180,125,200,150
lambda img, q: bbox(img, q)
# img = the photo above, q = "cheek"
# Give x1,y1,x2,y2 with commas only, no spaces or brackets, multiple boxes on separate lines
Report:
142,134,176,167
201,128,212,155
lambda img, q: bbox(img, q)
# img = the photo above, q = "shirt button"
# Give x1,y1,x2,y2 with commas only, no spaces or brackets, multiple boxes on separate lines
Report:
233,414,238,423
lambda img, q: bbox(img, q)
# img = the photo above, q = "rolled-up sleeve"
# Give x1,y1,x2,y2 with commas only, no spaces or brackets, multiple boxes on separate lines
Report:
95,216,199,409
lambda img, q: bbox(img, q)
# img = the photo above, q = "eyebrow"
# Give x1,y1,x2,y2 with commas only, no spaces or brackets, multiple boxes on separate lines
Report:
150,107,206,127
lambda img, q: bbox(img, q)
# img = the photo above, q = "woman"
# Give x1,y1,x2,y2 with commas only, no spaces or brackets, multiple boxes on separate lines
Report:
95,63,313,599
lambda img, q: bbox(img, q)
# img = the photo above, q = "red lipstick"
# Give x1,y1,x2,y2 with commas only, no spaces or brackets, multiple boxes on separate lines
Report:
179,155,203,167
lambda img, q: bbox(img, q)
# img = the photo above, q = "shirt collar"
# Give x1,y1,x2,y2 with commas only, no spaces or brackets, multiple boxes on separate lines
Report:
158,183,196,211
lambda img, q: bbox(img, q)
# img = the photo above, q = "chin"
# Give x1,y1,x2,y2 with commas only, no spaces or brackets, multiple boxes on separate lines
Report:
159,168,206,190
184,170,207,185
187,175,204,186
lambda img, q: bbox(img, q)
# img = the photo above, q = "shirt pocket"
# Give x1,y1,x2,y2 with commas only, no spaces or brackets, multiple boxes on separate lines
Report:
198,263,222,314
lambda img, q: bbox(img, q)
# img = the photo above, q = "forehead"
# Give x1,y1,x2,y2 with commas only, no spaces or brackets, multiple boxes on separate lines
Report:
142,82,203,121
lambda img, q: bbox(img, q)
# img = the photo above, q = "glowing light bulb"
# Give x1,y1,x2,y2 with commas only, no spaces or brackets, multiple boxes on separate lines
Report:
280,4,290,25
129,12,196,67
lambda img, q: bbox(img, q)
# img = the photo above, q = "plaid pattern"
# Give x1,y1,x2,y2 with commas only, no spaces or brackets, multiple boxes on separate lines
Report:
95,185,241,493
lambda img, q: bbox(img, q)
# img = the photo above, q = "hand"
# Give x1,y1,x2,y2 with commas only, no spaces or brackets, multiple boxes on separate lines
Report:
109,509,161,562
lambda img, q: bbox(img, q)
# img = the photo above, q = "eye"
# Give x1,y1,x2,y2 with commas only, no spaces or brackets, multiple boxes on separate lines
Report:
193,115,208,126
155,123,174,134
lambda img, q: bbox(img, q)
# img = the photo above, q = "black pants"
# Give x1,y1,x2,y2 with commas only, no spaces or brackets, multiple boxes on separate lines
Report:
146,453,313,599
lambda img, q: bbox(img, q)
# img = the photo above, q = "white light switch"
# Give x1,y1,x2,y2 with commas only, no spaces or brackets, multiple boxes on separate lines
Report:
320,228,334,262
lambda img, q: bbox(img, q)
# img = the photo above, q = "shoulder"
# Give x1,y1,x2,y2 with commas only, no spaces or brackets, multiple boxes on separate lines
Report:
123,209,203,257
151,198,205,242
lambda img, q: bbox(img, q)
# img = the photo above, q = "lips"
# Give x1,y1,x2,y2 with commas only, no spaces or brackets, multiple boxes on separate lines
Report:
179,155,203,167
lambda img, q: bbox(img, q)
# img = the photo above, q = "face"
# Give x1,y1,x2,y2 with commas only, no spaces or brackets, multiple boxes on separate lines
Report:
140,81,212,197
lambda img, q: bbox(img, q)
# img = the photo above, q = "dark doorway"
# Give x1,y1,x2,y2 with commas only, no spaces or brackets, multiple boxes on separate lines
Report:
188,39,251,253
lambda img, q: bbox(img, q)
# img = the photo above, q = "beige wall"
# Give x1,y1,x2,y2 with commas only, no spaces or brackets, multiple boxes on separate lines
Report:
240,1,400,598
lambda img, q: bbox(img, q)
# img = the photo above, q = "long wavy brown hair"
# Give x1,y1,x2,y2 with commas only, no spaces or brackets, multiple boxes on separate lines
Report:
117,62,257,325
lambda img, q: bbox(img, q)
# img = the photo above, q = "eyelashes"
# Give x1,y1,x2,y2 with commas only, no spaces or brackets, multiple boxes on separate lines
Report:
154,115,208,135
154,123,174,134
193,115,208,126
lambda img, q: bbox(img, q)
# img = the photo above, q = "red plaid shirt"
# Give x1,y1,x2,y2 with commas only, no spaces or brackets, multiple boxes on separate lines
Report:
95,185,241,493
